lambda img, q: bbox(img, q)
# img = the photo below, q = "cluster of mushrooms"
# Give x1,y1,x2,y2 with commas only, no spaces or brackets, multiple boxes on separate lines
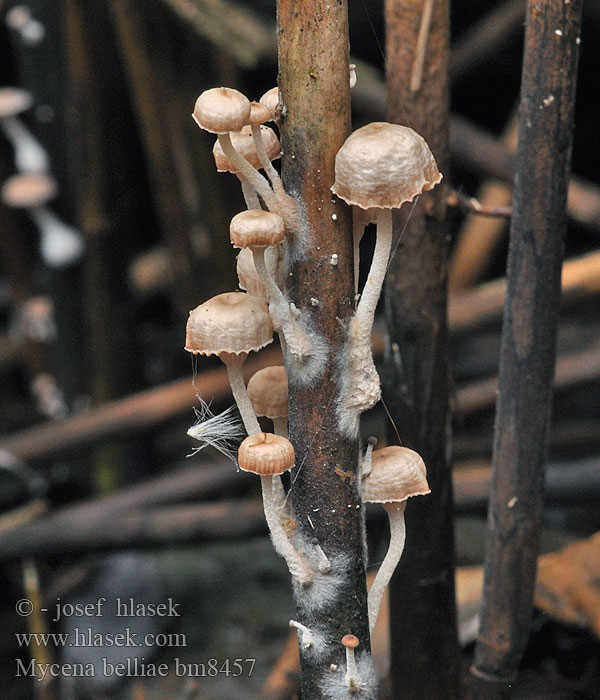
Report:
184,84,441,692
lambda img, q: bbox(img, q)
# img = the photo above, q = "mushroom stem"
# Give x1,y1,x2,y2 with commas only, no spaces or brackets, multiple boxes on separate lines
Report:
355,207,393,331
272,415,288,438
360,436,377,478
217,132,278,211
367,501,407,634
224,356,261,436
0,116,49,173
250,124,285,198
251,247,290,331
236,173,261,210
289,620,314,648
261,474,312,585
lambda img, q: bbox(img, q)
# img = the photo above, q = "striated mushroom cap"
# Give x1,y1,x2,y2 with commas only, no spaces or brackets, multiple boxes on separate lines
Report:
192,87,250,134
331,122,442,210
230,209,285,249
362,445,430,504
185,292,273,357
236,245,283,301
0,87,33,118
213,125,280,172
238,431,294,475
1,172,58,208
247,365,288,418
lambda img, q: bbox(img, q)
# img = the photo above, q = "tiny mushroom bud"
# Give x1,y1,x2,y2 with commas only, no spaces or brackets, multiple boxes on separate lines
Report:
259,86,281,123
185,292,273,435
238,432,312,584
362,445,430,633
341,634,363,691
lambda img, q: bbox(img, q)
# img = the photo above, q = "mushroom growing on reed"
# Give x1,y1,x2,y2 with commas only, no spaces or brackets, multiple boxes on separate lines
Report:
238,432,312,584
332,122,442,436
362,445,430,633
185,292,273,435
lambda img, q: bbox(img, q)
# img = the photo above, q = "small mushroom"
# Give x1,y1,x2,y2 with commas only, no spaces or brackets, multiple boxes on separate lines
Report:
238,432,312,584
212,124,281,209
193,87,278,211
0,87,48,173
236,245,283,301
362,445,430,633
248,101,285,197
247,365,288,437
1,173,84,268
185,292,273,435
341,634,362,691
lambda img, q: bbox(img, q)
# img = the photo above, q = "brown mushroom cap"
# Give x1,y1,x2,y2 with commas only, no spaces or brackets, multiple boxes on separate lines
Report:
192,87,250,134
1,173,58,208
259,87,279,120
185,292,273,357
331,122,442,210
236,245,283,301
213,125,280,172
341,634,360,649
247,365,288,418
230,209,285,249
238,431,294,475
0,87,33,118
362,445,430,504
248,101,273,126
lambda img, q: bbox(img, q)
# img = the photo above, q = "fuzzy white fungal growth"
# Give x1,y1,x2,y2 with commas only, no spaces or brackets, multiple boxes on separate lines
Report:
311,537,332,573
293,550,351,614
336,314,381,438
187,399,245,462
319,649,377,700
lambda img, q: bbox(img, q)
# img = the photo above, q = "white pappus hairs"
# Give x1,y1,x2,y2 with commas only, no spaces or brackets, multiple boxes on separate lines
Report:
186,397,245,462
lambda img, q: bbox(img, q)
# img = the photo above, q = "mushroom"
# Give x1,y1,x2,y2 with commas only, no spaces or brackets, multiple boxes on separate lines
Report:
238,432,312,584
229,208,312,361
212,124,281,210
247,364,290,511
247,365,288,437
362,445,430,633
193,87,278,211
1,173,85,268
341,634,363,691
185,292,273,435
0,87,49,173
332,123,441,435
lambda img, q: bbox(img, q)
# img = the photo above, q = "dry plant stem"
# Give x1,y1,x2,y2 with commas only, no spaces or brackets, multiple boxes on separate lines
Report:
278,0,369,697
250,123,285,197
384,0,461,698
367,501,406,634
410,0,435,92
470,1,583,696
261,474,311,585
237,172,261,209
217,132,278,210
224,356,261,435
